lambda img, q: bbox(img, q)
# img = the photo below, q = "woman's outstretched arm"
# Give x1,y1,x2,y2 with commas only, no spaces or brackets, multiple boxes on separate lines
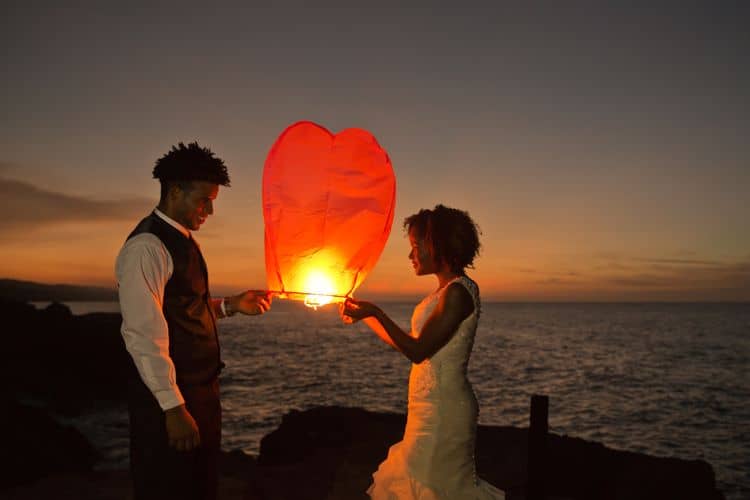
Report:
340,302,401,350
343,283,474,364
362,316,401,351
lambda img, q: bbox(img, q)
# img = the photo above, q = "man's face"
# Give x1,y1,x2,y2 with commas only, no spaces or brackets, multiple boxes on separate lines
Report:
171,181,219,231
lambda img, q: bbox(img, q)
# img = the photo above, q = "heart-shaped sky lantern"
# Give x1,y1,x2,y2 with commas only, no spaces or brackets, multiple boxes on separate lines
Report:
263,121,396,308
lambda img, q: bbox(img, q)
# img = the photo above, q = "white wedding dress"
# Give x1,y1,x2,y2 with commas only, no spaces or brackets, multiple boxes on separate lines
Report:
367,275,505,499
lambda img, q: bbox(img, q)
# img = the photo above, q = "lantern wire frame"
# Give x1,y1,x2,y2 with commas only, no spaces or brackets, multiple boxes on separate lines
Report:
267,289,351,310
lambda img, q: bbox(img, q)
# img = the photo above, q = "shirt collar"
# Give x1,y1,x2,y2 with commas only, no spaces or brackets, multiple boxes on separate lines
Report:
153,208,191,239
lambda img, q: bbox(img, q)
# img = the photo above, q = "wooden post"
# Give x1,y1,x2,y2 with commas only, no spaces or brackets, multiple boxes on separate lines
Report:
527,394,549,500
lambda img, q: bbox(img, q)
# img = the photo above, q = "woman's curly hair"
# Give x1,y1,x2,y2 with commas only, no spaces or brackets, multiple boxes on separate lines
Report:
404,204,481,273
153,141,230,199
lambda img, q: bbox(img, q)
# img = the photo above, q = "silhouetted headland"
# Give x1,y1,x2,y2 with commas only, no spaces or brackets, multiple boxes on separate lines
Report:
0,278,117,303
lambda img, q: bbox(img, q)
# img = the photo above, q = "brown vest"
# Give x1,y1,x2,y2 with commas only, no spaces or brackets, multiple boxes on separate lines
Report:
127,212,222,386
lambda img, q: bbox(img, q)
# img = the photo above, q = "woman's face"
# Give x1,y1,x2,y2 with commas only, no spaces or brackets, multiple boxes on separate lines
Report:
408,228,437,276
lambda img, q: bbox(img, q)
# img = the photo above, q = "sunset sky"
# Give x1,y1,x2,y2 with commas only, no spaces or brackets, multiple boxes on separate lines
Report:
2,3,748,301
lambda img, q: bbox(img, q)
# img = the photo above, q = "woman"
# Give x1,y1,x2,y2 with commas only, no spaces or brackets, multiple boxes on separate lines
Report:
342,205,504,499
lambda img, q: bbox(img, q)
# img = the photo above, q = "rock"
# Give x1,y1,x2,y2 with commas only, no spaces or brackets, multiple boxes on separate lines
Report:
250,406,404,500
1,400,99,489
245,406,724,500
2,450,257,500
543,433,724,500
42,301,74,319
1,298,131,415
1,470,131,500
0,404,726,500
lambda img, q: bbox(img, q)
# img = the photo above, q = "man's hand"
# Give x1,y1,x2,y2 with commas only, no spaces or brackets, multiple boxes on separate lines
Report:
165,404,201,451
229,290,272,316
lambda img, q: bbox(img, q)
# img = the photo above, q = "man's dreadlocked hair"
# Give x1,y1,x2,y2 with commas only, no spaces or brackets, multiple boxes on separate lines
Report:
153,142,230,200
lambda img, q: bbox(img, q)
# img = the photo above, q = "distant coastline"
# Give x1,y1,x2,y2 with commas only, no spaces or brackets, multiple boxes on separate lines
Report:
1,277,747,305
0,278,117,302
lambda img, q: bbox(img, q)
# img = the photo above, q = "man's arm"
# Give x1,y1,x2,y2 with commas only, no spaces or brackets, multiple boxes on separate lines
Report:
212,291,272,318
116,234,183,408
116,234,200,450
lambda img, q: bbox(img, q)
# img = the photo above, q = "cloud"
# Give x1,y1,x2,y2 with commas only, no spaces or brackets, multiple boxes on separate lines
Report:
594,262,633,272
0,177,153,234
524,254,750,300
535,277,579,286
602,259,750,300
607,275,672,287
518,268,580,277
632,257,724,267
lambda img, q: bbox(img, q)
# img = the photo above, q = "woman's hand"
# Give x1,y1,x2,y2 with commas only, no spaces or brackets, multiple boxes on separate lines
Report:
340,298,380,323
339,299,403,351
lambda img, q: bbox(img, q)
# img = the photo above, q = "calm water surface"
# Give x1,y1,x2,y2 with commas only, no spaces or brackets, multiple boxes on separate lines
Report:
55,301,749,500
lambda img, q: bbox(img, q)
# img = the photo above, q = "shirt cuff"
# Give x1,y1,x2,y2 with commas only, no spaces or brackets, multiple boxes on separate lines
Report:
221,297,236,317
153,388,185,411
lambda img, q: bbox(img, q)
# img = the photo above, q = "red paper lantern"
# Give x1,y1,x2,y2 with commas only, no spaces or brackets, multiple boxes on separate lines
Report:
263,121,396,307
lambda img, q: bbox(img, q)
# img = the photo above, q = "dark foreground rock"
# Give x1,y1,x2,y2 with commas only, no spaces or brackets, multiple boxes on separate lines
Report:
2,451,254,500
246,406,724,500
1,397,253,499
1,298,130,414
1,400,98,489
2,404,725,500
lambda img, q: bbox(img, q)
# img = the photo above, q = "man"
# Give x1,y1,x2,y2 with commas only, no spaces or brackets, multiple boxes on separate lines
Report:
115,142,271,500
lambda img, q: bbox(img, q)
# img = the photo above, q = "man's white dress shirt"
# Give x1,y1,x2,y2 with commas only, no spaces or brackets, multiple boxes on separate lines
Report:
115,208,194,411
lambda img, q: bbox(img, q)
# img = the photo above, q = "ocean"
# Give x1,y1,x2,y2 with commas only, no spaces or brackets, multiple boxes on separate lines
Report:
51,301,749,499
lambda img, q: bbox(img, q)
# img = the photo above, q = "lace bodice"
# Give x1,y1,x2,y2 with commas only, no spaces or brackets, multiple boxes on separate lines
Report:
408,275,481,399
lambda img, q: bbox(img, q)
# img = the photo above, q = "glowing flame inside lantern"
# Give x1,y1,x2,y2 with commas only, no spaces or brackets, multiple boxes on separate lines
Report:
302,270,336,309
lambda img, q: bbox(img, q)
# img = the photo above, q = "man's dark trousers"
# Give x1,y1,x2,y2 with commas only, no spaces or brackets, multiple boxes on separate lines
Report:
128,374,221,500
